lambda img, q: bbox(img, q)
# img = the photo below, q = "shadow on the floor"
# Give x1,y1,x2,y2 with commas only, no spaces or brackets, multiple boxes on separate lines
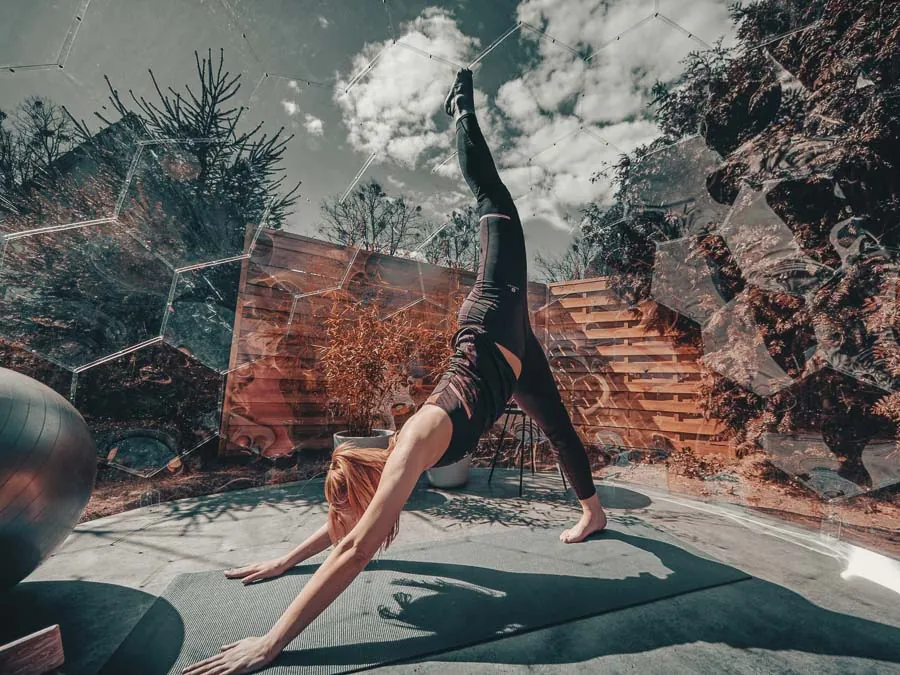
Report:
597,483,652,510
153,478,328,525
413,477,651,527
404,487,450,511
0,580,180,675
270,530,899,671
102,527,899,674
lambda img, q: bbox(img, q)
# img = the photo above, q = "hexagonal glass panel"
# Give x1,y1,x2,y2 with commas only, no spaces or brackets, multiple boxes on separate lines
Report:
807,248,900,393
344,248,425,319
222,289,343,457
228,0,394,85
700,292,821,397
651,236,728,326
251,229,361,297
164,245,297,374
0,220,171,370
0,0,85,69
760,432,866,501
116,142,260,269
0,342,73,399
73,341,222,477
719,182,835,296
163,260,242,374
63,0,261,115
580,16,712,124
622,136,728,236
0,100,140,235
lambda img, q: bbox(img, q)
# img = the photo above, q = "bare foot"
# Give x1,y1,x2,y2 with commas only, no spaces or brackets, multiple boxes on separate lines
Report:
559,508,607,544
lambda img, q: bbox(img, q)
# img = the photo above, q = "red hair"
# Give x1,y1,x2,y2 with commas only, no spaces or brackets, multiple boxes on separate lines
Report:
324,437,399,551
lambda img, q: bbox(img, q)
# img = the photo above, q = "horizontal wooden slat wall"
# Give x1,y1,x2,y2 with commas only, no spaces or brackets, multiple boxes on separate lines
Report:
219,230,549,456
538,277,729,457
221,231,728,457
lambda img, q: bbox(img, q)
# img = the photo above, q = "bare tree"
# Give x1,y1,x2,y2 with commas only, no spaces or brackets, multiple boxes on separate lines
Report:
418,206,480,272
319,179,425,256
0,97,76,207
534,229,605,283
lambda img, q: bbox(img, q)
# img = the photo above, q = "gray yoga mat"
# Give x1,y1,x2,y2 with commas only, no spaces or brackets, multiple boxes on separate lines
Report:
101,526,749,674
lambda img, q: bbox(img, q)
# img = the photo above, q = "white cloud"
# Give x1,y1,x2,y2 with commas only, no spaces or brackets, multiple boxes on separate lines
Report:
335,1,735,234
508,0,736,127
281,99,299,116
417,188,471,220
496,79,543,134
304,114,324,136
518,0,658,50
334,8,480,168
386,175,406,190
432,157,461,180
318,16,330,29
486,0,735,230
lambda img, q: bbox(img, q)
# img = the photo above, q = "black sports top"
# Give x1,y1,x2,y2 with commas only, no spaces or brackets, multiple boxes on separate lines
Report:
424,326,517,467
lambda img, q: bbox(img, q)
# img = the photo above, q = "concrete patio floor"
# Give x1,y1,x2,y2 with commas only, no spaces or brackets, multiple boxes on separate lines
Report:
5,468,900,674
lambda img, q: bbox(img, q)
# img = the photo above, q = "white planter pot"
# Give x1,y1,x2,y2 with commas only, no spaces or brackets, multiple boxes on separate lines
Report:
333,429,394,450
427,455,471,489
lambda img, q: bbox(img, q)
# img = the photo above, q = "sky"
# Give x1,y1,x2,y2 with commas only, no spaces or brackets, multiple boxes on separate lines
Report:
1,0,741,274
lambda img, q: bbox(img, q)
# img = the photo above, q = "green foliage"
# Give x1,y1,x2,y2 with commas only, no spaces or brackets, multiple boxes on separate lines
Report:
318,295,454,437
85,48,300,233
586,0,900,466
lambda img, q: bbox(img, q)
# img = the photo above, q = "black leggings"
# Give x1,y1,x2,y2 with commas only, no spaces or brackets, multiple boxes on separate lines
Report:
445,113,596,501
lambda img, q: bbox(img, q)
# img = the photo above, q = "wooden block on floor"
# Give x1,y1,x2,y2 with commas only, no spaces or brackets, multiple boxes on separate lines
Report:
0,625,64,675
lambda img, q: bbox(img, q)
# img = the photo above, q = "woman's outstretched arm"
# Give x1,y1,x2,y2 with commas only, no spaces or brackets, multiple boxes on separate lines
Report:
184,405,452,675
265,406,451,654
224,522,332,584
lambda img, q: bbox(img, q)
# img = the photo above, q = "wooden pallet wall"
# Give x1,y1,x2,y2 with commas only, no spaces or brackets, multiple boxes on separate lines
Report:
220,229,547,456
538,277,729,456
221,231,728,457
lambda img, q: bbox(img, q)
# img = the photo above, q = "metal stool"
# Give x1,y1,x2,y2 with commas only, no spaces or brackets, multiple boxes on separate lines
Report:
488,405,549,496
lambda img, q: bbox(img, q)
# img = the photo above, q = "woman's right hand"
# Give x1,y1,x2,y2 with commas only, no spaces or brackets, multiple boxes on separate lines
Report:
224,558,290,585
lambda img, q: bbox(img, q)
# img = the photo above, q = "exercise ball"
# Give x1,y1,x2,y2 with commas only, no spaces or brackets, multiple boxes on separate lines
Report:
0,368,97,590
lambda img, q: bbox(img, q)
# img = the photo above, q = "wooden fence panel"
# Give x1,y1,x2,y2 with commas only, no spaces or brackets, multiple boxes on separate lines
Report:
221,231,729,457
541,279,729,456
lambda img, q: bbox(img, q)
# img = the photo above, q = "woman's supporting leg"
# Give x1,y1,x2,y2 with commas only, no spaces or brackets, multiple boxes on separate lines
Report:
513,329,607,542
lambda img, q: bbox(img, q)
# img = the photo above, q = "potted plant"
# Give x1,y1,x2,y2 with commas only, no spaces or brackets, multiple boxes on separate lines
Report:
319,297,441,450
319,292,473,487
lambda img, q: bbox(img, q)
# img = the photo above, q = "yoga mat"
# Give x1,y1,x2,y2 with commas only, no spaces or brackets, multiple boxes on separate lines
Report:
101,526,749,674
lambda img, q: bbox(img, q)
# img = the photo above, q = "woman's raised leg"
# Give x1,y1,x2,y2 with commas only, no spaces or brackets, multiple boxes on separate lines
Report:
448,68,606,541
450,68,528,364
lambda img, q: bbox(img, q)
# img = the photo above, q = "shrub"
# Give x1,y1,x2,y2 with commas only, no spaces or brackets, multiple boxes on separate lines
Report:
587,0,900,468
318,295,454,438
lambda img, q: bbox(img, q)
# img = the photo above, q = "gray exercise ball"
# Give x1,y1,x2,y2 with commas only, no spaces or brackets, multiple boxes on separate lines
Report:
0,368,97,590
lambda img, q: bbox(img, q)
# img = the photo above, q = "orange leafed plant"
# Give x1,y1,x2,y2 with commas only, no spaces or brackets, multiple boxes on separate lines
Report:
318,294,455,438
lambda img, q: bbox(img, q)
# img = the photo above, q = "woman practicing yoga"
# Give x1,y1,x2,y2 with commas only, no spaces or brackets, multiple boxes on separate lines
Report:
185,69,607,675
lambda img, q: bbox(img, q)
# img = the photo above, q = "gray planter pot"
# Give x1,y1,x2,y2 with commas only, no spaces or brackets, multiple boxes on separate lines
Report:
427,455,471,489
332,429,394,450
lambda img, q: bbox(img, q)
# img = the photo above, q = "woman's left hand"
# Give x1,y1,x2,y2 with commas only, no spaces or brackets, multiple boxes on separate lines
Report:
182,636,278,675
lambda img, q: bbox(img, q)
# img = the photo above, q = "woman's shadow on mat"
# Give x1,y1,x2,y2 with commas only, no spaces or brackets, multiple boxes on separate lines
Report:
278,529,900,669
